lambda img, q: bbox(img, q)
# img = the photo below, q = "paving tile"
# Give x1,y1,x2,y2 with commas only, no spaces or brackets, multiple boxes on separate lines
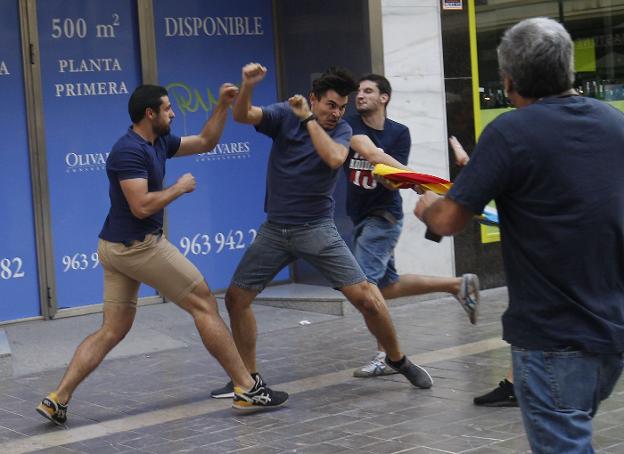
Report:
0,289,621,454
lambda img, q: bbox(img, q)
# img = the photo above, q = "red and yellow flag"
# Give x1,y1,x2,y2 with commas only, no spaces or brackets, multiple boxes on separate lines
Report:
372,164,453,195
372,164,499,226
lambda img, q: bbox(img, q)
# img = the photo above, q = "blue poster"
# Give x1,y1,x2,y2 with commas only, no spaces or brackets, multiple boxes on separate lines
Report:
37,0,148,309
0,0,41,321
154,0,288,290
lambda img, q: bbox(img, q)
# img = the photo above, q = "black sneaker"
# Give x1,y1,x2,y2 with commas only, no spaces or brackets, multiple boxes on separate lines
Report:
211,381,234,399
211,372,262,399
385,356,433,389
232,375,289,413
36,392,68,426
474,379,518,407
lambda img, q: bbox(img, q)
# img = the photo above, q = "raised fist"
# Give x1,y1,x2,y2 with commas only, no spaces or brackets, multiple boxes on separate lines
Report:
288,94,312,120
218,83,239,106
241,63,267,86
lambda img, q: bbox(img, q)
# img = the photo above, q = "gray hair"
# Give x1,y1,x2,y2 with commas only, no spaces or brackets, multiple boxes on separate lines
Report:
497,17,575,98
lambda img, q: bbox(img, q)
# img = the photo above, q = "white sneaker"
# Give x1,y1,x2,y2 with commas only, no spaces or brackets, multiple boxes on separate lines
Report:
353,352,399,377
454,273,480,324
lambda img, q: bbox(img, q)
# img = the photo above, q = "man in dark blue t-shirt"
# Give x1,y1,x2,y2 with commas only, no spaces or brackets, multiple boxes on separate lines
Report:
37,84,288,425
210,63,434,399
344,74,480,378
416,18,624,452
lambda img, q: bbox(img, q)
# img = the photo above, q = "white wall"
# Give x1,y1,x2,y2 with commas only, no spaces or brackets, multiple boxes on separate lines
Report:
381,0,455,277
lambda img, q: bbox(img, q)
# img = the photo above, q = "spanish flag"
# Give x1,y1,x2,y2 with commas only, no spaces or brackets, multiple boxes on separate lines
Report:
372,163,498,226
372,163,453,194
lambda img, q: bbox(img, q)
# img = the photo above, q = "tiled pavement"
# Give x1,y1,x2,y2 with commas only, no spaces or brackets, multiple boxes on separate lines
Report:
0,287,623,453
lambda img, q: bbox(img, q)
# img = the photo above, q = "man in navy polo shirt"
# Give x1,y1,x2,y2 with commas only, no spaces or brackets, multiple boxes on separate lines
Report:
210,63,434,399
37,83,288,425
344,74,480,378
416,18,624,452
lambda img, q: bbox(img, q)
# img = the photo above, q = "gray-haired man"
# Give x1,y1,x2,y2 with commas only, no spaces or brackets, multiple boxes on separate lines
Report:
416,17,624,453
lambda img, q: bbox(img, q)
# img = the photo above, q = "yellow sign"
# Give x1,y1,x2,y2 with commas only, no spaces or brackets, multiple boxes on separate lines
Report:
574,38,596,73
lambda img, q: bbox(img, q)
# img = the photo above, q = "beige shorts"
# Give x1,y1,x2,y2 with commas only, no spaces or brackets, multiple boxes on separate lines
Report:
98,234,203,307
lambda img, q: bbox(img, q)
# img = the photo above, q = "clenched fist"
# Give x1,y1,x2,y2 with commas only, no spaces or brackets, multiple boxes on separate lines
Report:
288,94,312,120
218,83,239,106
241,63,267,86
176,173,196,193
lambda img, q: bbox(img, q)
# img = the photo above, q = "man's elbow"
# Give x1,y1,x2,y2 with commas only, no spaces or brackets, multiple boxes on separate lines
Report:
232,110,245,123
232,109,252,124
327,155,347,170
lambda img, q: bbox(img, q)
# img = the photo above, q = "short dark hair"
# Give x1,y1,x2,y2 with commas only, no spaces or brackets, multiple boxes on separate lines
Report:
128,85,169,123
497,17,574,98
358,73,392,105
311,67,357,99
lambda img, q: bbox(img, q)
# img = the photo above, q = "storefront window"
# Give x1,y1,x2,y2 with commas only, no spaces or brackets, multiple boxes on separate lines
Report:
475,0,624,127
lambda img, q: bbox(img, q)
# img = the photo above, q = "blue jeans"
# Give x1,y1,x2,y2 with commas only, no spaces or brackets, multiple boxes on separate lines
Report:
512,347,623,453
352,215,403,288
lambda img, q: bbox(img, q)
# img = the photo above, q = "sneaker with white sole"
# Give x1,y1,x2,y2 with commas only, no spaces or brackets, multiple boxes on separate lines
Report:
353,352,399,378
385,356,433,389
454,273,480,324
232,375,289,413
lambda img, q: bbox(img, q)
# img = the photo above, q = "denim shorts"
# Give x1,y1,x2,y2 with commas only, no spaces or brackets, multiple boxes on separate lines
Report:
231,220,366,291
352,215,403,288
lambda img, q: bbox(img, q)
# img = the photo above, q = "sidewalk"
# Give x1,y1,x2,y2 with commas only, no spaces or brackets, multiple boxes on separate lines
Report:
0,287,622,453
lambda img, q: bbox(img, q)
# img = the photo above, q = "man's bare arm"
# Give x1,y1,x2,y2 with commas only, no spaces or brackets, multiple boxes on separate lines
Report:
289,94,347,169
449,135,470,166
232,63,266,125
414,192,474,236
120,174,195,219
351,135,409,170
174,84,239,157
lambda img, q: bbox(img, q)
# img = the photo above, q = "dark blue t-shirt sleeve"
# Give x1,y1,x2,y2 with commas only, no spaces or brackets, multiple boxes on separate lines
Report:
255,102,289,138
393,126,411,165
447,123,512,214
333,121,353,148
164,133,182,159
108,148,148,181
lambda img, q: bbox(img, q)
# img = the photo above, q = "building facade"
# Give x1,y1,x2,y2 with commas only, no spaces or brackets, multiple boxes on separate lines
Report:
1,0,621,323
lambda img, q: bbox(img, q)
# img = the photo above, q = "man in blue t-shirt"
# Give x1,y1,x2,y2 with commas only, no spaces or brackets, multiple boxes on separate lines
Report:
210,63,434,399
37,84,288,425
344,74,480,378
416,18,624,452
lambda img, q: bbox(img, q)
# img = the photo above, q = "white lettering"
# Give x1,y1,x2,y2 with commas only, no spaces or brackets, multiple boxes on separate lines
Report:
0,61,10,75
54,81,128,97
197,141,251,160
163,16,264,37
58,58,123,73
349,158,374,171
65,152,110,168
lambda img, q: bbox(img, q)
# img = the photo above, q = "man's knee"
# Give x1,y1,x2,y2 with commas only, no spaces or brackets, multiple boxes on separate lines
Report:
180,281,218,317
345,282,384,317
225,285,254,314
99,323,131,346
191,280,215,302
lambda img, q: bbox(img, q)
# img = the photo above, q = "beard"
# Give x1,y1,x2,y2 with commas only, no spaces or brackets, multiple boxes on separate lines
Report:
153,121,171,137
